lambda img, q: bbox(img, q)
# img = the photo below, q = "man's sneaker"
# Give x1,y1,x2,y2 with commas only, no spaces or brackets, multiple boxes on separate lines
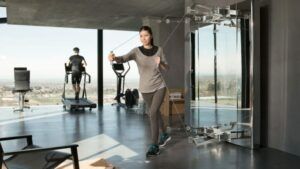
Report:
158,133,171,147
146,144,160,157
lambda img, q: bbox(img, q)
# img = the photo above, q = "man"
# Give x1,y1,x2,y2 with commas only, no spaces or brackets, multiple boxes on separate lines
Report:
67,47,87,100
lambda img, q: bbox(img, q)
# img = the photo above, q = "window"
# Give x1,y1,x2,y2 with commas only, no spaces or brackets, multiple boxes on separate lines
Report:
195,25,215,106
0,24,97,106
193,21,241,107
0,7,6,18
216,21,242,107
103,30,140,104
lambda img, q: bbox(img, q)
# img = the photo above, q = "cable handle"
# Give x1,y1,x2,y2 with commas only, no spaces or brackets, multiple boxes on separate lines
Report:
109,51,115,65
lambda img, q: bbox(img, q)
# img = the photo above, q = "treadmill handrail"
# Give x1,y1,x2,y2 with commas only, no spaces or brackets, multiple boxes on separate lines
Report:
62,71,90,100
64,71,91,83
83,72,91,83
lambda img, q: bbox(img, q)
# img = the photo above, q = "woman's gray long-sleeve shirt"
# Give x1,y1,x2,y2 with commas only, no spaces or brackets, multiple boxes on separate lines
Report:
115,46,168,93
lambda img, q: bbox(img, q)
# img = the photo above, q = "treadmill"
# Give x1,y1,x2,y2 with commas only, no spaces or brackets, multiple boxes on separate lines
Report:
62,64,97,111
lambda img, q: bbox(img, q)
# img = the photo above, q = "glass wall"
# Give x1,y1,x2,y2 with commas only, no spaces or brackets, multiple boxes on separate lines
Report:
216,20,242,107
194,25,215,107
0,7,6,17
194,22,241,107
0,13,141,107
0,11,97,106
103,30,140,104
190,0,252,148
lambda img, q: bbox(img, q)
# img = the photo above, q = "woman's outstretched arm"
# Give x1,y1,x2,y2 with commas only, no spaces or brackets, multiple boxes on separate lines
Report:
159,48,169,70
108,48,136,63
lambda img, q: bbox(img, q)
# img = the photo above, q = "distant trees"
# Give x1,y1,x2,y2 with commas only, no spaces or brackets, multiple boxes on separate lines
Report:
207,81,221,93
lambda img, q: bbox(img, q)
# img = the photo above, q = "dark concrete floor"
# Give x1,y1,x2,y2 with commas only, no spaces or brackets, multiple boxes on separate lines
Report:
1,105,300,169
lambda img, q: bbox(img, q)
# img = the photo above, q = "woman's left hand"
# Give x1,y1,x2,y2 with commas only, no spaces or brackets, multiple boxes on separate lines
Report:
154,56,160,66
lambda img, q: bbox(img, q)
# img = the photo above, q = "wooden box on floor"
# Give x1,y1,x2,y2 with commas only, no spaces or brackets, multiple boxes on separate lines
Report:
160,88,185,117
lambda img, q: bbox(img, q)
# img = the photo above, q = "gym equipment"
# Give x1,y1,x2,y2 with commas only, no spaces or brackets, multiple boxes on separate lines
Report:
62,63,96,111
187,122,237,147
124,88,139,108
111,62,129,107
186,120,251,147
0,18,7,24
111,63,129,107
131,88,140,105
0,135,79,169
12,67,32,112
111,62,139,108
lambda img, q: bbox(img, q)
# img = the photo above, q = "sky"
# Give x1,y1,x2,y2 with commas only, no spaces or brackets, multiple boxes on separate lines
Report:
0,7,241,82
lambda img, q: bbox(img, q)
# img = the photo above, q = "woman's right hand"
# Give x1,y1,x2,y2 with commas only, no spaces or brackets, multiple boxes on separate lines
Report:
108,52,116,62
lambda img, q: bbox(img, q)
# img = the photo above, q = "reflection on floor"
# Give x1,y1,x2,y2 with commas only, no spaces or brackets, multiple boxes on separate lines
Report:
0,105,300,169
190,101,252,148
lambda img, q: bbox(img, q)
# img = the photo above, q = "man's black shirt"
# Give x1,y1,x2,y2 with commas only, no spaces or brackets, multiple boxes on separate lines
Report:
69,55,85,72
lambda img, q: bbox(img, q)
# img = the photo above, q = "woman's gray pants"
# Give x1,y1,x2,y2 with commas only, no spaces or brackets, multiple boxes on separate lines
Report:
142,87,166,145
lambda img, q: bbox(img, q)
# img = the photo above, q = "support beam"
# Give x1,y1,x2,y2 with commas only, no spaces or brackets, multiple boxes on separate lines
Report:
241,18,250,108
251,0,261,149
184,16,191,124
213,24,218,104
97,30,103,107
191,32,195,101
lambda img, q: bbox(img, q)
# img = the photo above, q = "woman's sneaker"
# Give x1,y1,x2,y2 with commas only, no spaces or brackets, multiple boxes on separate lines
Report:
146,144,160,157
158,133,171,147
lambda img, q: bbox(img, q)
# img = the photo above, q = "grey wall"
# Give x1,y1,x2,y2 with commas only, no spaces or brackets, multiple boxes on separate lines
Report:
160,22,185,89
143,18,185,89
261,0,300,156
184,0,192,125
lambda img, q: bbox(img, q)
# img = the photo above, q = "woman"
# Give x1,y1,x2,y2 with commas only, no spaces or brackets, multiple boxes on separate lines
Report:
108,26,171,157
